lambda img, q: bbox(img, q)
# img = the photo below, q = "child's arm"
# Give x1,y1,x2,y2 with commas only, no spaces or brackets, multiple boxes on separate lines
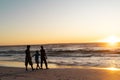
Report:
32,54,35,57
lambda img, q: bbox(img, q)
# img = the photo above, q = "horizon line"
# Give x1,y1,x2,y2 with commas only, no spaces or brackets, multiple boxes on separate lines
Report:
0,42,118,47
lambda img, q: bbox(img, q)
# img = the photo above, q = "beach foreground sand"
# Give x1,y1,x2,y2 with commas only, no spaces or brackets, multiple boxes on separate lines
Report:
0,66,120,80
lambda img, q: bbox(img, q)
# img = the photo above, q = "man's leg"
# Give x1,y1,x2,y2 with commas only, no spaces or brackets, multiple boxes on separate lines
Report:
44,59,48,69
29,60,34,71
25,61,28,71
41,59,43,69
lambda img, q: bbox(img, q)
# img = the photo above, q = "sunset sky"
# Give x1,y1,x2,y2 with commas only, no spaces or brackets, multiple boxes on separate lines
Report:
0,0,120,45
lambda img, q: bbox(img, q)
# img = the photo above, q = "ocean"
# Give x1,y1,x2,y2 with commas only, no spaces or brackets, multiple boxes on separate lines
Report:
0,43,120,68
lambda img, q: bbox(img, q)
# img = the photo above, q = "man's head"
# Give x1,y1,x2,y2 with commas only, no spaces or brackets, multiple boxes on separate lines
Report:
41,45,43,49
27,45,30,49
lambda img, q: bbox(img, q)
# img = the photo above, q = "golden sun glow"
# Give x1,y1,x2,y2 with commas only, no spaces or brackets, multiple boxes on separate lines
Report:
105,67,120,71
101,36,120,46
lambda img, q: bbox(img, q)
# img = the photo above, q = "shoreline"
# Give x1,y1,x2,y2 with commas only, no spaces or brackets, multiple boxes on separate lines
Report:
1,61,120,80
1,60,120,71
1,66,120,80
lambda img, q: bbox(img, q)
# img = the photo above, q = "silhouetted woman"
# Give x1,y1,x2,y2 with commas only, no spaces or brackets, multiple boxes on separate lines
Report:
40,46,48,69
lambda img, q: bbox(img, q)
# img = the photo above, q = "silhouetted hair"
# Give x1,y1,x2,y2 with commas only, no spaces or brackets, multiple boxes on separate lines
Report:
41,45,43,49
27,45,30,48
36,50,38,53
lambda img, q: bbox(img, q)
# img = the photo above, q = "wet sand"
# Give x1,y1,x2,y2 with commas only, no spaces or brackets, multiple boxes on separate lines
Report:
0,66,120,80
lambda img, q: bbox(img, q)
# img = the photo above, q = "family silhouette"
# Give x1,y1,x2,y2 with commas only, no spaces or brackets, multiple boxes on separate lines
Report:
25,45,49,71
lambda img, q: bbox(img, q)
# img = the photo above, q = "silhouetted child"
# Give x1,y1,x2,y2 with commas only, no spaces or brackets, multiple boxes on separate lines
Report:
40,46,48,69
25,45,34,71
32,50,40,70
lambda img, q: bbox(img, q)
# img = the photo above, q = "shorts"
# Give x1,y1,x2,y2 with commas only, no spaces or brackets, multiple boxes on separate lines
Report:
25,57,33,66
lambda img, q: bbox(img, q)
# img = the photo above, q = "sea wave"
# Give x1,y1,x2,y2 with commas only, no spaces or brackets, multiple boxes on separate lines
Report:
0,48,119,56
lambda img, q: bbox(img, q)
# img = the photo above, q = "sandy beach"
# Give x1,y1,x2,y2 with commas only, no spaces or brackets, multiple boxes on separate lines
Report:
1,66,120,80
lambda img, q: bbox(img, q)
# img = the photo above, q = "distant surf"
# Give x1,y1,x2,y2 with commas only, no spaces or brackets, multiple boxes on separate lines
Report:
0,43,120,68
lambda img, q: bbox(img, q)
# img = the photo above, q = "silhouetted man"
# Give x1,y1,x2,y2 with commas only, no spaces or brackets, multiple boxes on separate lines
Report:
40,46,48,69
25,45,34,71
